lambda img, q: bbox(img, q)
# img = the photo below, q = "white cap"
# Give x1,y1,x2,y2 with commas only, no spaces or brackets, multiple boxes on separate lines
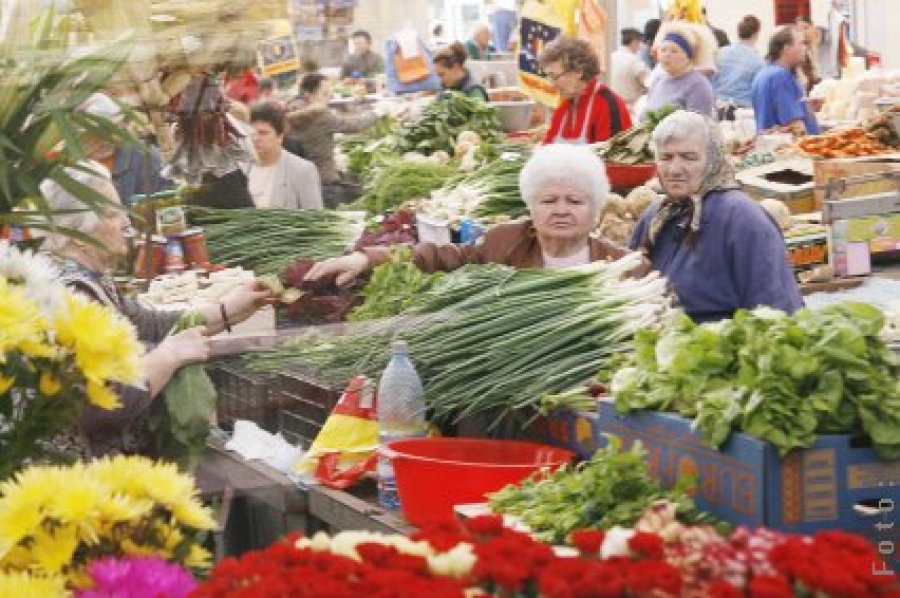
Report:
78,92,124,123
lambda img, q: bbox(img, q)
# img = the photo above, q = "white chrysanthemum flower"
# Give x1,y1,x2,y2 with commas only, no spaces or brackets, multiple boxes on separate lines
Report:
600,526,636,559
428,543,476,578
0,242,64,316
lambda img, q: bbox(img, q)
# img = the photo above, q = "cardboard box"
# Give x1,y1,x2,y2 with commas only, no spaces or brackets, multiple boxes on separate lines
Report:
784,224,829,276
736,160,815,215
593,402,900,536
543,402,900,559
830,213,900,276
813,154,900,209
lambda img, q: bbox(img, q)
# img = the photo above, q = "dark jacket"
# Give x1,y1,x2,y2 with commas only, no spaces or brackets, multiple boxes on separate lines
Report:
286,103,378,184
440,70,489,102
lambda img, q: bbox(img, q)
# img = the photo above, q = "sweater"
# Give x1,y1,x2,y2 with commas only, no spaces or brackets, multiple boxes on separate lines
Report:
543,78,632,144
287,104,378,184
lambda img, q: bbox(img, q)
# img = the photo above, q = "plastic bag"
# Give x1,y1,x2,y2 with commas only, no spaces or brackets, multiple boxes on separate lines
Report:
300,376,379,489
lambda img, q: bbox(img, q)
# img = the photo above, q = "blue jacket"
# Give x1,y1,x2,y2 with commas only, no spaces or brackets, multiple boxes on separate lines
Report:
629,189,804,323
112,143,174,204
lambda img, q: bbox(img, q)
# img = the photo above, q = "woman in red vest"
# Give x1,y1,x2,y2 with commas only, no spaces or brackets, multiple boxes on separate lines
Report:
540,35,632,145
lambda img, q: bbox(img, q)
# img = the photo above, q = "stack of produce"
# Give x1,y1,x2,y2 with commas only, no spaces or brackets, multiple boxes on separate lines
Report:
597,186,661,245
351,208,418,250
348,247,445,322
489,439,721,544
340,94,504,180
189,207,360,275
795,126,892,158
350,160,456,216
416,148,530,225
865,104,900,148
275,260,360,325
598,105,678,165
606,303,900,458
395,92,504,159
248,253,670,428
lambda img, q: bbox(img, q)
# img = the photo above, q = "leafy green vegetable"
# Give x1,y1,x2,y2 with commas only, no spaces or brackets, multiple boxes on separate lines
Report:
149,313,216,472
488,437,721,544
607,303,900,458
349,160,456,216
396,92,504,157
348,247,445,321
340,115,402,177
248,254,669,429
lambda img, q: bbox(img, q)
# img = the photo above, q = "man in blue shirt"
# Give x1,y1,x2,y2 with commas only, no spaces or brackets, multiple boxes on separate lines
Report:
751,26,821,134
713,15,764,106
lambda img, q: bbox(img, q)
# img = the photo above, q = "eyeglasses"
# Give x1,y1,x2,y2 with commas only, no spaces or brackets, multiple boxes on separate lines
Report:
544,70,572,82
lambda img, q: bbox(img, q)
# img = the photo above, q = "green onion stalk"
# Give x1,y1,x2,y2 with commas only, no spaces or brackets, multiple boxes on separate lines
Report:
248,253,670,429
189,207,361,275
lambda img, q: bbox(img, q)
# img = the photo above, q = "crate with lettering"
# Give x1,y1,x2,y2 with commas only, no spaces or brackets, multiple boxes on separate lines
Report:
592,401,900,545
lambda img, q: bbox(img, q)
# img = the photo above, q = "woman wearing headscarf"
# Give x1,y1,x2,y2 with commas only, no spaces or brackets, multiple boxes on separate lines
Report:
629,111,802,323
642,23,716,119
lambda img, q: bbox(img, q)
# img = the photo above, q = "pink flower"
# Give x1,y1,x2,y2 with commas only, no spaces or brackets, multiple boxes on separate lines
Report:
78,556,196,598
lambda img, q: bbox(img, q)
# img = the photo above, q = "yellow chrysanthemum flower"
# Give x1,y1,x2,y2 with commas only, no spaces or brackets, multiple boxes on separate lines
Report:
95,493,154,526
0,279,48,355
121,538,159,558
85,381,121,410
0,375,14,394
45,475,106,523
0,493,47,549
38,372,62,397
54,292,144,387
30,525,78,574
0,571,69,598
185,543,212,570
171,499,217,531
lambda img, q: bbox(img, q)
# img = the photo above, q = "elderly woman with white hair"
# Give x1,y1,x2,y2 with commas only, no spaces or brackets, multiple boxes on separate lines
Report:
629,110,802,323
37,164,272,457
305,145,644,284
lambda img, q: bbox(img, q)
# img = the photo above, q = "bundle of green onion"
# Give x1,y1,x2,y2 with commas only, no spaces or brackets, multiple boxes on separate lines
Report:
248,253,669,428
190,207,360,275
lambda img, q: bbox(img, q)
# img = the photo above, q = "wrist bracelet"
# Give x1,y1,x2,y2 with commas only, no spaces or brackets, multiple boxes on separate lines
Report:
219,303,232,333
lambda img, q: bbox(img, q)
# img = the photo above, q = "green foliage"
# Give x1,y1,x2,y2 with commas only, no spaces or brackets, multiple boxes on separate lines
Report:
0,20,138,240
348,247,445,321
488,438,721,545
608,303,900,458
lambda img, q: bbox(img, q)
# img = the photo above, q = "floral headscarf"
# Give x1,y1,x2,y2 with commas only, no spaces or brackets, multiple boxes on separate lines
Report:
642,110,739,252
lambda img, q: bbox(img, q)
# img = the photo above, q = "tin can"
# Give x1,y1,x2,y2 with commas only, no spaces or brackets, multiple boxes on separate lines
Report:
134,235,167,278
180,228,210,270
164,237,186,273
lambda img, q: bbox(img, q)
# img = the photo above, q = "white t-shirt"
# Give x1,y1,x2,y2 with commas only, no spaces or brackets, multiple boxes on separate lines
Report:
249,165,276,208
542,245,591,268
610,48,651,108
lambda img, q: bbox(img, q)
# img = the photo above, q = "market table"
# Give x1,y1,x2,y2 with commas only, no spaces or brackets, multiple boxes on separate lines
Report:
196,435,414,558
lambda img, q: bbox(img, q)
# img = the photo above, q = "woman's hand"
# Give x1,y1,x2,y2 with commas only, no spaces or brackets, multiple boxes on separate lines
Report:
226,281,276,324
304,252,370,287
143,326,209,396
159,327,210,368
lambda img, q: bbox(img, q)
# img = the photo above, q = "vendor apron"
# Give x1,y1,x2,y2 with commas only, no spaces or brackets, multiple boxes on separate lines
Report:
551,86,623,145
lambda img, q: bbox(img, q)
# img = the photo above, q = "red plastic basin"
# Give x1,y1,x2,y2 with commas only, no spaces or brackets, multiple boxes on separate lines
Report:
606,162,657,188
383,437,575,526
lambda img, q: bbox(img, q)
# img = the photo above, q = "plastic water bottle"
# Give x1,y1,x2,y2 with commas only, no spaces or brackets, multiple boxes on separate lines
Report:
377,341,428,510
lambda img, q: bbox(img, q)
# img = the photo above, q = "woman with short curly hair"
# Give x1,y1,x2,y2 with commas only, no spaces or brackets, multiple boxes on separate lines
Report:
539,35,632,145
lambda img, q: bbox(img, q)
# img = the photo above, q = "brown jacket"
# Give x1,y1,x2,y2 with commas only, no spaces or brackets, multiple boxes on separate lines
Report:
362,219,648,274
286,103,378,184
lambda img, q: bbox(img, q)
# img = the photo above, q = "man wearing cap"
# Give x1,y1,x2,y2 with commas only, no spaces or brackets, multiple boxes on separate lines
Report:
80,93,174,203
